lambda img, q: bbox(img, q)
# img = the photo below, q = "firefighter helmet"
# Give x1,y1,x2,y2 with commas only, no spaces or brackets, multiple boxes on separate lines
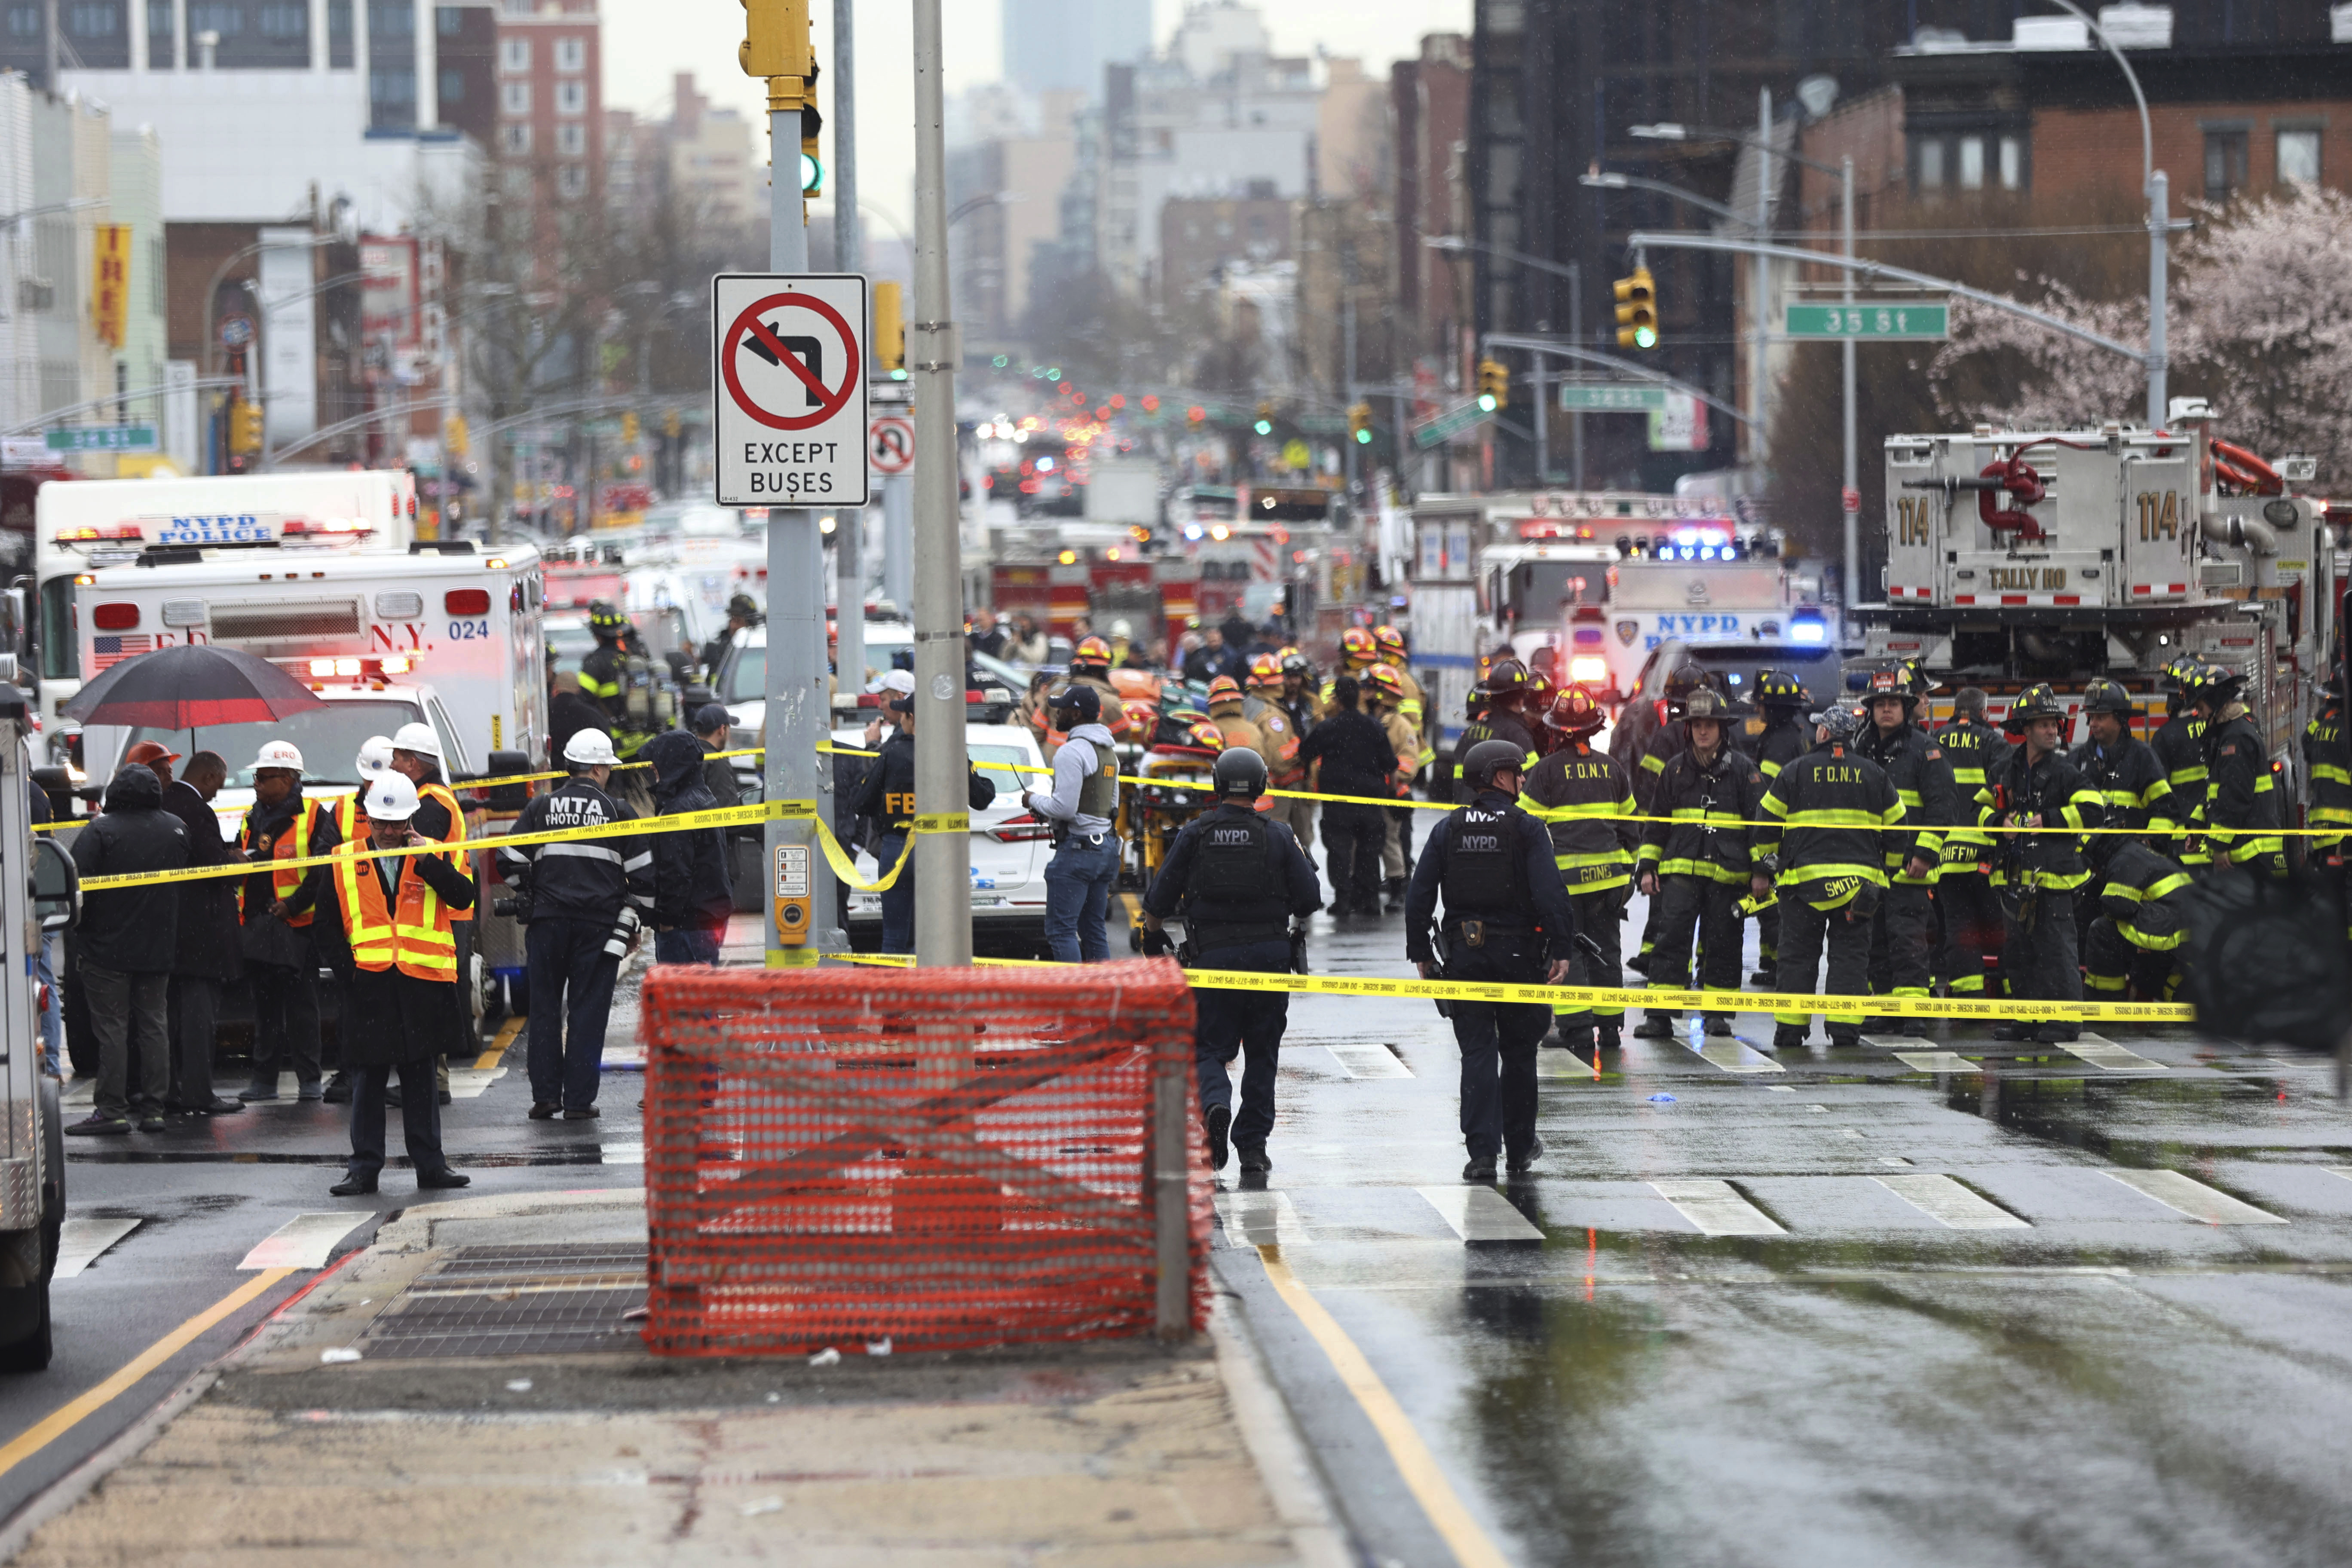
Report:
1071,635,1113,672
1206,675,1244,708
2080,678,2136,717
1246,652,1283,689
1676,686,1733,724
1365,663,1406,703
1372,625,1408,661
2197,664,2251,706
1865,668,1920,713
1339,627,1378,667
1185,720,1227,752
1279,648,1313,680
1475,657,1529,698
1543,686,1607,735
1525,670,1555,710
587,600,630,638
1663,663,1712,703
2004,683,2067,733
1754,669,1809,709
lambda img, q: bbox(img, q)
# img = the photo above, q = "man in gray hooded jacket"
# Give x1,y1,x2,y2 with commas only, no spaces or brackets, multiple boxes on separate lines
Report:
1023,683,1123,962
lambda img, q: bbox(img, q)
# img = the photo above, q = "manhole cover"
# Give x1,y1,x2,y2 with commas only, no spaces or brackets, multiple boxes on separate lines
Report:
357,1242,647,1360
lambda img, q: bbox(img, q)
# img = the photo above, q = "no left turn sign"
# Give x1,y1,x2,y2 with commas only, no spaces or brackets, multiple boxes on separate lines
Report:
870,414,915,475
713,272,869,507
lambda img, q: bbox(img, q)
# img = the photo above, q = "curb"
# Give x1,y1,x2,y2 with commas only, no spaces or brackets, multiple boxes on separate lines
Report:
371,1185,646,1253
1210,1292,1360,1568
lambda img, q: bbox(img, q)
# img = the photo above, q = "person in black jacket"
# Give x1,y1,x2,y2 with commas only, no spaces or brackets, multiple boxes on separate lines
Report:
548,669,612,766
1142,748,1320,1176
65,765,189,1134
1634,689,1767,1038
692,704,741,808
159,751,244,1115
1296,675,1398,918
643,730,733,964
845,686,998,952
1406,739,1579,1182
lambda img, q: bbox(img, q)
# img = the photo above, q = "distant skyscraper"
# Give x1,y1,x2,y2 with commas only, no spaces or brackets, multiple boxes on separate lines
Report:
1002,0,1153,99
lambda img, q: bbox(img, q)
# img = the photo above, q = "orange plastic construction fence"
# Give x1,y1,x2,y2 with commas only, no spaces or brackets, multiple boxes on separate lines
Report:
640,959,1212,1355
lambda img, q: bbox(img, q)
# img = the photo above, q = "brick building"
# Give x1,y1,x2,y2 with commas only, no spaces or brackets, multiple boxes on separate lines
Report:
494,0,601,209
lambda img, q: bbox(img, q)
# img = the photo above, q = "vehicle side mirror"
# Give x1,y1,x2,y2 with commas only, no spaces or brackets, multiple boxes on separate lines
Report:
30,766,72,821
663,649,693,681
31,836,78,932
468,750,536,814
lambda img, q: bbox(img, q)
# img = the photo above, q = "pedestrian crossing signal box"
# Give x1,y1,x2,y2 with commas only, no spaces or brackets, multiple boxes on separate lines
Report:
774,842,811,946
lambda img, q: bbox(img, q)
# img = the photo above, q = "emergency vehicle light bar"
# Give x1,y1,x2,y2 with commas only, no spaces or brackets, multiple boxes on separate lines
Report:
298,654,416,679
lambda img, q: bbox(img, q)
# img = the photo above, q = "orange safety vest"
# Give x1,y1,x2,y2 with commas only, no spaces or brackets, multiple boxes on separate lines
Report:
416,780,472,923
330,839,458,982
240,797,325,928
331,791,368,844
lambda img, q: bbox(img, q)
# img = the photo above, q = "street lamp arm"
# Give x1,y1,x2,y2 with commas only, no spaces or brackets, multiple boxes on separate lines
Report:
0,377,247,437
1421,233,1581,284
1630,124,1846,181
1481,333,1758,429
1580,172,1749,227
1623,230,2149,364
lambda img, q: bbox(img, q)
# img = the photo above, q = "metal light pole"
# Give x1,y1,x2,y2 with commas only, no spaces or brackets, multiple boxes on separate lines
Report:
832,0,864,694
1841,155,1859,610
1752,87,1771,473
910,0,971,968
763,27,842,967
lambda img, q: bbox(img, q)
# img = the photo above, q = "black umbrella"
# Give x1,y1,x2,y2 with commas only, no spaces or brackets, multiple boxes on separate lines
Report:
62,644,328,730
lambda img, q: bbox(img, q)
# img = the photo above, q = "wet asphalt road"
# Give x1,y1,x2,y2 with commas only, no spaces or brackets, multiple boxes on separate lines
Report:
1216,897,2352,1568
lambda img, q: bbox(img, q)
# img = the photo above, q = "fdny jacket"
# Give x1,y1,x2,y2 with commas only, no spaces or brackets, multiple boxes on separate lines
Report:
1520,737,1641,894
1743,713,1811,781
1404,788,1578,965
1981,745,2105,891
2069,732,2173,837
2201,707,2284,867
1450,709,1537,802
496,776,655,926
1752,741,1903,910
1855,720,1960,885
2093,842,2195,952
1936,717,2012,868
1638,745,1768,884
2150,711,2209,865
2303,694,2352,855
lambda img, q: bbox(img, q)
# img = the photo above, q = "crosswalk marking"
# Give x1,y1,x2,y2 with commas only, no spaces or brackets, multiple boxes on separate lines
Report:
1535,1051,1594,1079
444,1066,507,1099
2104,1169,2285,1225
2328,1167,2352,1186
1693,1037,1783,1073
2063,1034,2168,1072
1894,1050,1980,1073
1873,1174,2030,1230
1327,1045,1413,1079
238,1213,369,1271
1650,1179,1784,1236
1415,1185,1545,1242
1218,1189,1311,1250
52,1216,141,1278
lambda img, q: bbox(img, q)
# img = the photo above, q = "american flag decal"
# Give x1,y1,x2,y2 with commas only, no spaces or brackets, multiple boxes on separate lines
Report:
92,634,153,671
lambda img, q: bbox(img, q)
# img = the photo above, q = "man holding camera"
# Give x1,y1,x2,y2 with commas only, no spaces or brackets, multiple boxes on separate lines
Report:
496,729,653,1121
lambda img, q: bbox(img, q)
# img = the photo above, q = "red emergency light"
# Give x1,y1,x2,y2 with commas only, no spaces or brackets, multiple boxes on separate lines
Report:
57,525,142,544
90,602,141,631
1519,520,1597,540
279,518,375,537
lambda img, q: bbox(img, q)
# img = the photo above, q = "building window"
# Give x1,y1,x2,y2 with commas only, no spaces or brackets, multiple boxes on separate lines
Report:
501,79,529,115
2205,129,2249,200
368,0,409,35
257,3,305,39
328,0,350,64
372,67,415,103
146,0,169,38
554,78,584,114
557,162,586,198
1917,138,1944,190
1912,129,2026,196
1957,135,1985,190
438,66,463,104
554,34,582,70
2278,128,2321,186
501,121,530,154
1999,135,2023,190
556,120,584,155
435,5,459,35
499,35,527,71
67,1,120,35
4,3,38,37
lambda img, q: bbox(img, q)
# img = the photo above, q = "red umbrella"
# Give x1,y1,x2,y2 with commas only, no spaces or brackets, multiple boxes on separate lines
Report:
61,644,328,729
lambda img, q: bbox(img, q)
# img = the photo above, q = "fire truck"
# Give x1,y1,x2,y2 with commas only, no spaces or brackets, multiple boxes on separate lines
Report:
1863,406,2333,769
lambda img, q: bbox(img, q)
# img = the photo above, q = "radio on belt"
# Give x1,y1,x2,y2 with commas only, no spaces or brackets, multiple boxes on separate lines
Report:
773,842,812,947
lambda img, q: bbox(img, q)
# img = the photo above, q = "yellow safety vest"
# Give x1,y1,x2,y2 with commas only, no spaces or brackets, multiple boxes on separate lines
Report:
240,798,324,928
330,839,458,982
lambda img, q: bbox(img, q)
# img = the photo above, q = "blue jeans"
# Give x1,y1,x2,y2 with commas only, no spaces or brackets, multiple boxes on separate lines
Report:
1043,832,1120,962
874,831,915,953
524,916,621,1111
654,927,722,965
36,933,60,1076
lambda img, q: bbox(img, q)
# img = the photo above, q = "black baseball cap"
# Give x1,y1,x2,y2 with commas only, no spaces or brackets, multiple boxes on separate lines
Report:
1050,683,1101,723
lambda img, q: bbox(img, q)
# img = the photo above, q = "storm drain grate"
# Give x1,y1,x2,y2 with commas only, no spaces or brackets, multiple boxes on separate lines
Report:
356,1243,648,1360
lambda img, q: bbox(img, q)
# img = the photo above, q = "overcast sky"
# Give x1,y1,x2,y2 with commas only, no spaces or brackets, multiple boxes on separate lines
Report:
603,1,1471,247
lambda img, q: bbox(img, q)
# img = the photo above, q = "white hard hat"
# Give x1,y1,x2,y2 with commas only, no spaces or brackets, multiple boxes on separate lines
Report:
563,728,619,767
253,740,305,775
390,721,442,758
871,669,916,697
364,771,420,822
1111,619,1133,638
356,735,395,778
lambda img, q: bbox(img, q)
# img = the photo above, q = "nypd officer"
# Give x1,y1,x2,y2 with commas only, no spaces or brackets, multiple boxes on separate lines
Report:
1405,738,1580,1182
1142,747,1321,1176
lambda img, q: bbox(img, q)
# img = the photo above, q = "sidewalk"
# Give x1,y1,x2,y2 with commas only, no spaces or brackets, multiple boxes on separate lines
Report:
5,1189,1348,1568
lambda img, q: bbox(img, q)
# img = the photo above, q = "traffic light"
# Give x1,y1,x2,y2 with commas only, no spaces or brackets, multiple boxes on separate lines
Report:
1253,401,1274,436
229,398,263,456
444,413,469,457
1476,358,1509,411
662,407,681,438
801,104,824,196
873,281,906,379
1614,266,1658,349
1348,402,1374,444
738,0,812,80
621,410,640,444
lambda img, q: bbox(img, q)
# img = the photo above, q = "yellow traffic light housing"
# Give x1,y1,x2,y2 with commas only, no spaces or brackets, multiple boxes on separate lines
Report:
1614,267,1658,349
873,281,906,379
1253,401,1274,436
1348,401,1373,444
738,0,812,81
444,413,469,457
621,410,640,444
229,399,263,456
1476,358,1509,411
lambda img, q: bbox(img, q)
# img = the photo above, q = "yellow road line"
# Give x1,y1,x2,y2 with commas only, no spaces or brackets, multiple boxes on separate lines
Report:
1254,1246,1512,1568
0,1267,295,1485
474,1014,525,1072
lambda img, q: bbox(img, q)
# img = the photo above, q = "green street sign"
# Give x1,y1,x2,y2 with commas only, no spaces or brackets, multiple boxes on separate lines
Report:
47,424,158,453
1411,398,1492,450
1557,383,1669,413
1784,303,1950,340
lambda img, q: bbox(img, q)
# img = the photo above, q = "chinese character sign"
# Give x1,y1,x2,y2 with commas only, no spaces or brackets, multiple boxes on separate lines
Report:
92,224,132,348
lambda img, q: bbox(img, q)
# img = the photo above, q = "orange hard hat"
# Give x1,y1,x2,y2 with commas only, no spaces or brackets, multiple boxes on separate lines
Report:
1365,663,1405,701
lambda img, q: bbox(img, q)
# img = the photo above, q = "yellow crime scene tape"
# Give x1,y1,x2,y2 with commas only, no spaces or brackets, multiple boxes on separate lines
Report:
832,952,2196,1023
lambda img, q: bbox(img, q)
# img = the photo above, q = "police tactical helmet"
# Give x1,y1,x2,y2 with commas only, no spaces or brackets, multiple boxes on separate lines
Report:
1050,683,1102,723
2080,679,2135,717
1461,738,1525,791
1213,745,1268,799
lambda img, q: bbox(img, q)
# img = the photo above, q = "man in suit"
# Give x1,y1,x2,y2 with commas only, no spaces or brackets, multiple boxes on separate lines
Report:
159,750,245,1115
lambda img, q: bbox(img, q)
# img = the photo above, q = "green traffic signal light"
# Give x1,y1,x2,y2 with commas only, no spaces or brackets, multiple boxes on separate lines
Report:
800,153,823,194
1353,427,1372,444
1632,324,1657,349
1476,393,1498,413
1253,419,1273,435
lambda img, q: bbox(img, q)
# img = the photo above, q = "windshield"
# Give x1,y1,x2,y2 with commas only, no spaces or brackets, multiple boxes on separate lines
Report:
721,646,765,704
126,699,426,789
1687,648,1846,708
545,619,596,677
970,744,1032,795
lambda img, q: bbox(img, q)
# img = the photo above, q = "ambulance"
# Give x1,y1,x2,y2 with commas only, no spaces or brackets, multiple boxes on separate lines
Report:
31,470,419,723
